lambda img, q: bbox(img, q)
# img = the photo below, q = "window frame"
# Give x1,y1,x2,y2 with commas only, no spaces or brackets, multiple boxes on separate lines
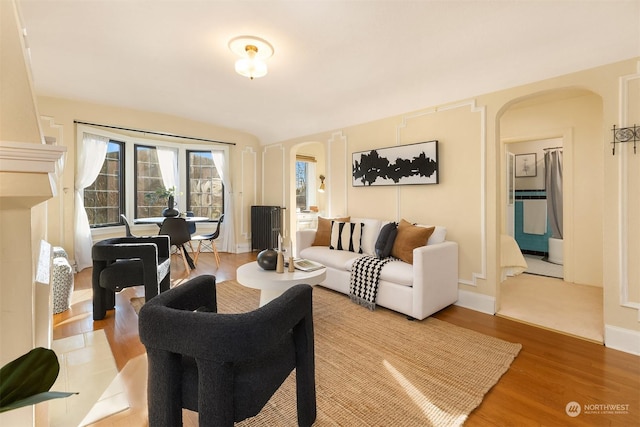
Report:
83,139,126,228
186,149,225,219
134,144,175,219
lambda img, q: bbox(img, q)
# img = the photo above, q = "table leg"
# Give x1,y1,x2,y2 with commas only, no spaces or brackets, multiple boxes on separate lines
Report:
259,289,284,307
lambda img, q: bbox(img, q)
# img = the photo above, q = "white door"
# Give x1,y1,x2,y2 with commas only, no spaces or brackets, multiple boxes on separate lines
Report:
506,151,515,237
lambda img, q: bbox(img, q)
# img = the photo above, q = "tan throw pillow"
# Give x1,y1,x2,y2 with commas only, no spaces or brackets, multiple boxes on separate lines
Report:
312,216,350,246
391,219,435,264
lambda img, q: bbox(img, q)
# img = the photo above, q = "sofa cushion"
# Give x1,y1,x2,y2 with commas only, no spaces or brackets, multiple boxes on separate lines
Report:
342,256,412,287
379,260,413,287
330,221,364,253
299,246,364,270
426,225,447,245
375,222,398,258
350,218,383,255
391,219,435,264
312,216,350,247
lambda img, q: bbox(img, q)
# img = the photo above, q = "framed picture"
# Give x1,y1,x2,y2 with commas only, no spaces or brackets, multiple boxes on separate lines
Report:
352,140,438,186
515,153,537,177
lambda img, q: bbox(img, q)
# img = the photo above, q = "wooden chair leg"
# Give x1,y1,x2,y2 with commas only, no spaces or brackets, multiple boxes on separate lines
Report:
193,241,203,266
212,242,220,267
178,247,191,275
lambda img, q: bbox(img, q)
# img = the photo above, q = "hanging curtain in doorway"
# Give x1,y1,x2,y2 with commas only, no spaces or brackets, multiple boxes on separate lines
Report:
545,149,563,239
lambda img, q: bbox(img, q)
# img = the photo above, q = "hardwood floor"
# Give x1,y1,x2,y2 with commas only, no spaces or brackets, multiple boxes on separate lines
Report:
54,252,640,426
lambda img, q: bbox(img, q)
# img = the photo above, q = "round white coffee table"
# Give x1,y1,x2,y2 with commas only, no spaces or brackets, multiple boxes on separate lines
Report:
236,261,326,307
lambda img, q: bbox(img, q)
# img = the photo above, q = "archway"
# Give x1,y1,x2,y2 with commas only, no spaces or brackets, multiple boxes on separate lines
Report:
495,88,605,342
289,141,326,250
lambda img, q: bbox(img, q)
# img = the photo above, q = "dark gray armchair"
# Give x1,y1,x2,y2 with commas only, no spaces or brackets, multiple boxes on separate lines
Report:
92,236,171,320
138,275,316,427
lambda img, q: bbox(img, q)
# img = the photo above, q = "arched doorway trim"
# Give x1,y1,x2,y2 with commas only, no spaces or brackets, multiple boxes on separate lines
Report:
495,86,601,307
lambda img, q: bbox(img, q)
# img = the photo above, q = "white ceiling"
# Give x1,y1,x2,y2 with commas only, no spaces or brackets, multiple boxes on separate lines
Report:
18,1,640,145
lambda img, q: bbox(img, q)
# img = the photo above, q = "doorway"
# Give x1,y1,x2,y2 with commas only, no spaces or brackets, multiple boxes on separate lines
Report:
290,142,326,235
506,138,564,279
497,89,604,343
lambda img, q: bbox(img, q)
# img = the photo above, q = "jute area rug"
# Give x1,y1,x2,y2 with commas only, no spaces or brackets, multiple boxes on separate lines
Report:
132,280,521,426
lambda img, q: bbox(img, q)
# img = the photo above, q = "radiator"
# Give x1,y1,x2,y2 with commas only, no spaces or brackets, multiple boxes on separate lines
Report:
251,205,282,251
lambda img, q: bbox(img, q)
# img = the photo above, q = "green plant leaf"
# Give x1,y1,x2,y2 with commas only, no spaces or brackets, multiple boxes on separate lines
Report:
0,347,76,412
0,391,77,413
144,186,175,203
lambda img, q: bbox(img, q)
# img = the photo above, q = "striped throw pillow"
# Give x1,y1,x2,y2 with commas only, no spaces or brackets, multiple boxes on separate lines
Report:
329,221,364,253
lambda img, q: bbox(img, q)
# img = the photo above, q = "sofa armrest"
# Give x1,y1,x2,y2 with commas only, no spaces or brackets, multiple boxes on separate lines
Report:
411,241,459,319
296,229,317,257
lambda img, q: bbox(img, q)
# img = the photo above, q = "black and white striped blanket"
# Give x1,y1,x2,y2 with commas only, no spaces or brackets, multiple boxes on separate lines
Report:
349,256,392,310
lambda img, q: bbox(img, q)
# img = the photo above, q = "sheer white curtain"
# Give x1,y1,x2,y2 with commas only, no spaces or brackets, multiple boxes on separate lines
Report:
74,133,109,271
212,150,235,252
157,147,178,201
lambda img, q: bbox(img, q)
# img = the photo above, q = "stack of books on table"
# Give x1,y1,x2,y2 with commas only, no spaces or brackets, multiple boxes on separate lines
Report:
291,259,325,272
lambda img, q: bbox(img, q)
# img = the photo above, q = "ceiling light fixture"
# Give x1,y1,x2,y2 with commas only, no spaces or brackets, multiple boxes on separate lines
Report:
228,36,274,80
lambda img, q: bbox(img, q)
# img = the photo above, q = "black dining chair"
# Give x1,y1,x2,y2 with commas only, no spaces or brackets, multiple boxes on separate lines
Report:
185,211,197,235
190,214,224,267
158,217,194,273
184,211,197,253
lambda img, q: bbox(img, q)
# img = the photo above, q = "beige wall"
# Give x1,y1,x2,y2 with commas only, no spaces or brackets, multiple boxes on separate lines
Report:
35,96,262,255
0,0,41,144
266,58,640,344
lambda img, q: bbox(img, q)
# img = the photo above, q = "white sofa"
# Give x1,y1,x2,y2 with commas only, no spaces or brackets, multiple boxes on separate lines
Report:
296,218,458,320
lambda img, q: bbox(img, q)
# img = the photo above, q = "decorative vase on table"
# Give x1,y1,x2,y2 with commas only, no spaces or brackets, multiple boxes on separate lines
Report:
256,249,278,270
162,195,180,217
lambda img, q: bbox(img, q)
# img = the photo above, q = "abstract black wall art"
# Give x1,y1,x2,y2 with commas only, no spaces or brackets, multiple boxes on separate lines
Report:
352,140,438,186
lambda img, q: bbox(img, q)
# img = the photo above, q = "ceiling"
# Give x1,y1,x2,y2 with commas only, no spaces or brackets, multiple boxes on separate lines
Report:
18,1,640,145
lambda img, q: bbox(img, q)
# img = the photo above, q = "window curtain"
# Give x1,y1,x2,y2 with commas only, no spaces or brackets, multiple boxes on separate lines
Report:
212,150,235,252
157,147,178,201
74,133,109,271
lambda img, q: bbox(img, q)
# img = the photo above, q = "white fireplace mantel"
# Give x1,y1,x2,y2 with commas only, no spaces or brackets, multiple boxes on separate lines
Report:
0,139,66,426
0,140,66,174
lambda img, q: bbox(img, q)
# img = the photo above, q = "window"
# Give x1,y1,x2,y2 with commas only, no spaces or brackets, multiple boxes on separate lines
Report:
187,150,224,219
79,125,229,227
84,140,124,227
135,145,168,218
296,156,316,211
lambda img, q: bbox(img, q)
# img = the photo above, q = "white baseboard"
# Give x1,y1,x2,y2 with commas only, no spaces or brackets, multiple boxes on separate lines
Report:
455,292,640,357
604,324,640,356
235,243,252,253
455,289,496,315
